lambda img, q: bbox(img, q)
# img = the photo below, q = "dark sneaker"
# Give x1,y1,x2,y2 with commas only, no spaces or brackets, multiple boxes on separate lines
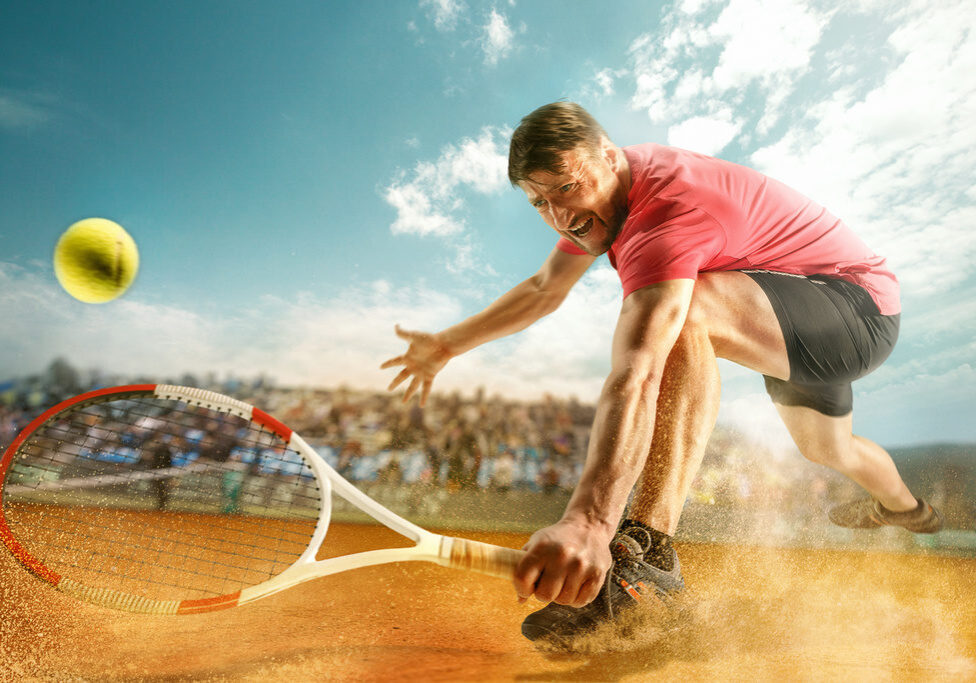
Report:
520,526,684,649
828,497,944,533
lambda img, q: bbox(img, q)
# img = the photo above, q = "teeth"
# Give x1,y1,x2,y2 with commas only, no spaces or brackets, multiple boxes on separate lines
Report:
570,218,591,236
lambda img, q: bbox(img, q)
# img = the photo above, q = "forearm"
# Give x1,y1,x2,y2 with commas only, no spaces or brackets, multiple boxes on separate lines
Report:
437,274,564,356
558,279,693,538
561,369,662,537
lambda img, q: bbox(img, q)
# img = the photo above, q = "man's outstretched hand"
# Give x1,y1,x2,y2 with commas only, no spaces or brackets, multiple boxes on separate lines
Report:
514,519,614,608
380,325,454,405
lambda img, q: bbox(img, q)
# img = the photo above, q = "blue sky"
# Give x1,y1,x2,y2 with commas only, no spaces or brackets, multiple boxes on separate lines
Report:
1,0,974,449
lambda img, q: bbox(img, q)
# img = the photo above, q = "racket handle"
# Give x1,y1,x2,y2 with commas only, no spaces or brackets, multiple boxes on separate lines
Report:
442,537,525,580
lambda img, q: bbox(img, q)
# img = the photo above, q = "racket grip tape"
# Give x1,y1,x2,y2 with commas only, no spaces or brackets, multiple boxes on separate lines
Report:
443,537,524,580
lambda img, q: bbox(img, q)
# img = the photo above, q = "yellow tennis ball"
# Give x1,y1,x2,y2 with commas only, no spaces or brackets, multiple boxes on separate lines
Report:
53,218,139,303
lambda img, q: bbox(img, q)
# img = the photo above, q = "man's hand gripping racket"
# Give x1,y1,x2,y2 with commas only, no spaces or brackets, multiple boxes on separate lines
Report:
0,385,524,614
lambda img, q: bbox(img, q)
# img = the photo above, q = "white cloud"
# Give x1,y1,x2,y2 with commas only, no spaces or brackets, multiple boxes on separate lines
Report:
444,235,497,278
0,263,223,381
475,266,620,398
415,2,518,72
667,110,742,155
707,0,827,90
481,9,515,66
628,0,827,140
420,0,465,32
383,127,509,238
0,262,463,390
0,260,613,402
679,0,712,13
593,69,618,97
749,1,976,298
384,182,458,237
577,67,630,103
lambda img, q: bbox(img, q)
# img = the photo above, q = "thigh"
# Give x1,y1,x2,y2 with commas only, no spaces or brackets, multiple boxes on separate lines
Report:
691,271,791,379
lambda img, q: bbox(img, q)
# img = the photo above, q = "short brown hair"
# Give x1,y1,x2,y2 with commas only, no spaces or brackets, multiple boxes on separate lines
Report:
508,101,609,185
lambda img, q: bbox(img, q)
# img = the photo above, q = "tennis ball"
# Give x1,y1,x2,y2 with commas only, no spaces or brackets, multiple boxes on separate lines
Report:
53,218,139,303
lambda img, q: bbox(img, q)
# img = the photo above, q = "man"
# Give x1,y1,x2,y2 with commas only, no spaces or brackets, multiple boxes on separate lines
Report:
382,101,942,647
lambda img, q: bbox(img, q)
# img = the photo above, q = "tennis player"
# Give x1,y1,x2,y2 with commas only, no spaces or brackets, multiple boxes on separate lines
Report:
382,101,943,646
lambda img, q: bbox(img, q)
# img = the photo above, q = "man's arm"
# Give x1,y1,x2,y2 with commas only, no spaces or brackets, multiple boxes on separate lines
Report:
513,279,695,607
382,246,596,404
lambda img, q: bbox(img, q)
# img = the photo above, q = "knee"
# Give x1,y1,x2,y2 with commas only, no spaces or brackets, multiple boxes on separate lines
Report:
796,433,858,470
673,306,710,358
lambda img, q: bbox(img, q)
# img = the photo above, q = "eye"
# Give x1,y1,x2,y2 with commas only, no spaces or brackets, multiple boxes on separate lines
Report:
532,198,547,209
559,183,574,193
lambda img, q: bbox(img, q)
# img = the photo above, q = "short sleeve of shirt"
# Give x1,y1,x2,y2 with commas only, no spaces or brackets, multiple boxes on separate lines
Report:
555,238,587,255
613,209,726,298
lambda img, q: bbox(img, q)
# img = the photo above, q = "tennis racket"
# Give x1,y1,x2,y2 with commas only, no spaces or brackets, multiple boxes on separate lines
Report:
0,384,525,615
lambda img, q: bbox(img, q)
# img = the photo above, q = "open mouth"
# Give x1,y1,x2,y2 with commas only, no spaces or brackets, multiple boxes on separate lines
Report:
568,217,593,240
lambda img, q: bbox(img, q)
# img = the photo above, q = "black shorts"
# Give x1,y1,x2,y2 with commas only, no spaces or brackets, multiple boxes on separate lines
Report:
743,270,900,417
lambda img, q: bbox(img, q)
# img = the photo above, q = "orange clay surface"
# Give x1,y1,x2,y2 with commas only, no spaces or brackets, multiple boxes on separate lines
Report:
2,521,975,681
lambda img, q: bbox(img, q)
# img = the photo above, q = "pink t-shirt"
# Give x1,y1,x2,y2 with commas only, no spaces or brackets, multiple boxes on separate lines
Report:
557,144,900,315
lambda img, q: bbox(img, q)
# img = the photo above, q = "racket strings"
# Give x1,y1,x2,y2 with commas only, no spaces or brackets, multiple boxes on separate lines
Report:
2,393,327,601
34,506,314,572
31,517,295,597
6,483,319,599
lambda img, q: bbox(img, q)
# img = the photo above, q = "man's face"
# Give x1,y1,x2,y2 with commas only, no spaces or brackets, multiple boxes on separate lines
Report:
517,145,629,256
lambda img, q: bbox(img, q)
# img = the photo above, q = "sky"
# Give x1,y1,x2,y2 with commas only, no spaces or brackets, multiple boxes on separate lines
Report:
1,0,974,450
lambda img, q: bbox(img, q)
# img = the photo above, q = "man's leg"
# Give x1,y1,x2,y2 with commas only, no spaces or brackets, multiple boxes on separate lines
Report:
773,402,941,531
627,271,789,535
626,320,721,535
521,273,787,645
608,271,793,585
773,403,916,512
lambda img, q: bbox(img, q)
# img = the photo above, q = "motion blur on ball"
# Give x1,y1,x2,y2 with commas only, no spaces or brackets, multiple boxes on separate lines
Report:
53,218,139,303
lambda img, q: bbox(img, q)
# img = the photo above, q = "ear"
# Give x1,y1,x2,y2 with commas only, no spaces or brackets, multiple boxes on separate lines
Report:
600,137,622,170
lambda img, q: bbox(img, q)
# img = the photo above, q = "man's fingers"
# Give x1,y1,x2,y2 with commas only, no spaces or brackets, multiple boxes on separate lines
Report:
420,380,432,406
532,569,566,604
553,565,587,606
571,575,604,608
387,368,411,391
402,376,421,403
393,324,418,341
513,557,542,601
379,356,404,370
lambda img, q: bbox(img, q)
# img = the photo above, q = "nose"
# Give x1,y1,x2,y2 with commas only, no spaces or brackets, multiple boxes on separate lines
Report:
547,202,574,232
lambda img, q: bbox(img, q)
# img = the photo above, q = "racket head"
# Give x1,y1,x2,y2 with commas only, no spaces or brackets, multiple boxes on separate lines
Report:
0,384,332,614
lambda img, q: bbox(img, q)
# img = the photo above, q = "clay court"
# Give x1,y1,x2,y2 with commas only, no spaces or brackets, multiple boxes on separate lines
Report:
2,521,974,681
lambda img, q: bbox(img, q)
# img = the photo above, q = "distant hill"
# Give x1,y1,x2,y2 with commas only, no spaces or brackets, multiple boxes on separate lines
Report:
890,443,975,487
889,443,975,528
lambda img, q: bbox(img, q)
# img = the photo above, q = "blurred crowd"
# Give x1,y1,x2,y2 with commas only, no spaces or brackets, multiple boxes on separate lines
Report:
260,385,591,494
0,362,592,494
0,359,833,508
3,359,969,536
